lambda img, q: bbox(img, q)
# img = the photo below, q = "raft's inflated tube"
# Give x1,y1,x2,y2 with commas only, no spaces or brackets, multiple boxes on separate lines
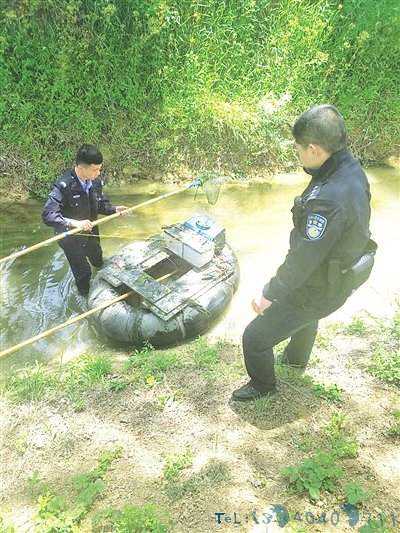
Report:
88,244,239,347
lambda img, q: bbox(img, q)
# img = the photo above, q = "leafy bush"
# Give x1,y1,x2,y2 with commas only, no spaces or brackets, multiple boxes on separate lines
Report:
282,452,345,500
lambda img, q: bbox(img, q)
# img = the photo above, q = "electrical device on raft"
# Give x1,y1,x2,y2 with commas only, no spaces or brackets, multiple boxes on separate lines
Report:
87,213,240,347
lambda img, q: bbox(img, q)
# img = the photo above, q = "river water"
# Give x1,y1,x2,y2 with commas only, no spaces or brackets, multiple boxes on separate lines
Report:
1,167,399,372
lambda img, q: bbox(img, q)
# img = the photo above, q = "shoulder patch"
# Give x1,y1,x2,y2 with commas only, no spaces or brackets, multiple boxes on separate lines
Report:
306,213,328,240
56,174,75,189
304,184,322,203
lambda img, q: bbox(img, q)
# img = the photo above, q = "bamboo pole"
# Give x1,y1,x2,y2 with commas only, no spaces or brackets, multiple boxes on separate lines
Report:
0,184,193,265
0,291,134,358
0,269,178,359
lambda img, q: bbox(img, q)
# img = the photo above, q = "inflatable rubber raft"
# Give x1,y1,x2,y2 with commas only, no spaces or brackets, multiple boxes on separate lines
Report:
88,214,240,347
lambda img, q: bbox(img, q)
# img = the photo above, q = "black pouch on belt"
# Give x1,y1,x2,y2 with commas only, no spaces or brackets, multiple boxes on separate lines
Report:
341,239,378,295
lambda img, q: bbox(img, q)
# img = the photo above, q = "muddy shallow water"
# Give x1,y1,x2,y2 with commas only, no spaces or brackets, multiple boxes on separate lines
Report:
1,166,399,372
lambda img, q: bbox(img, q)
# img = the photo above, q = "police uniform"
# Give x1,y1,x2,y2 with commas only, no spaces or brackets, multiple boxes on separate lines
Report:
243,147,373,392
42,168,116,294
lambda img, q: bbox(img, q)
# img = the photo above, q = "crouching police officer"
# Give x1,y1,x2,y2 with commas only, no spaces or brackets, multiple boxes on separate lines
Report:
232,104,377,402
42,144,127,296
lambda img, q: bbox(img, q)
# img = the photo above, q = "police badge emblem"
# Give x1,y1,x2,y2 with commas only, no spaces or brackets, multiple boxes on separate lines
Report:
306,213,327,240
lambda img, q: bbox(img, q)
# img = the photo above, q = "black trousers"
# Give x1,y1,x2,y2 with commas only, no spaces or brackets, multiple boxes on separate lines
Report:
242,295,347,391
58,233,103,293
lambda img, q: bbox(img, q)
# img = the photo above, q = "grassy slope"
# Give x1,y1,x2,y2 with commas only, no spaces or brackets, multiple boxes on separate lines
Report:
1,0,399,198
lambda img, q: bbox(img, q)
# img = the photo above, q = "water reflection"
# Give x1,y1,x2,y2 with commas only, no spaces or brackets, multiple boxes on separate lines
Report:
1,166,399,372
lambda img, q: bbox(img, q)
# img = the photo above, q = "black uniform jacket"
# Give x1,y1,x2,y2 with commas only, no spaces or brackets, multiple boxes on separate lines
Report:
263,148,371,305
42,168,116,235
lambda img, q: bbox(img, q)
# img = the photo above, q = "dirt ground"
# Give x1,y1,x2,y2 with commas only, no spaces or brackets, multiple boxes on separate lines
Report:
0,329,399,533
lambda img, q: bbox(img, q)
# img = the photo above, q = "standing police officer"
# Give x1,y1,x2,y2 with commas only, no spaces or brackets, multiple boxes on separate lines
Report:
42,144,127,296
232,104,376,401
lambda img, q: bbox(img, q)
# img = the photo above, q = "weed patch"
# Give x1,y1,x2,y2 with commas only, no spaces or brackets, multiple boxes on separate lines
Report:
302,377,344,402
282,452,345,500
323,412,358,459
367,345,400,386
31,448,121,532
126,343,179,383
388,410,400,438
163,449,193,483
344,482,367,505
189,336,220,374
1,354,114,408
344,316,369,336
362,310,400,386
93,504,172,533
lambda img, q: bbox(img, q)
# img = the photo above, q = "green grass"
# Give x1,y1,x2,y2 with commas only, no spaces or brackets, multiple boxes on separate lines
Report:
0,517,16,533
368,345,400,386
163,449,193,483
292,412,358,460
189,336,220,374
3,448,172,533
161,447,229,501
365,309,400,386
1,354,113,407
323,413,359,459
388,410,400,437
0,361,62,402
284,411,361,502
344,316,369,336
126,343,179,382
1,0,399,197
302,376,345,402
93,504,172,533
32,448,121,533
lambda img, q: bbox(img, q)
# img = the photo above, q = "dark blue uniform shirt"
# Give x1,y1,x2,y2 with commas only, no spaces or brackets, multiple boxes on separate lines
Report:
263,148,371,304
42,168,116,234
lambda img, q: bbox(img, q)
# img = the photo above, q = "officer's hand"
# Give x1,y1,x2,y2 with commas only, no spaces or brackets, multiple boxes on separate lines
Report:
251,295,272,316
116,205,129,216
72,219,93,231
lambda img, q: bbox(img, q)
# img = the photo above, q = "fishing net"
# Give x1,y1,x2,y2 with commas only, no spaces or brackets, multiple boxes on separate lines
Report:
198,173,225,206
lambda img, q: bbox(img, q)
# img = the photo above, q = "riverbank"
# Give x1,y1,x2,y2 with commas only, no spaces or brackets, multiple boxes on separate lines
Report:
1,0,399,200
0,309,399,532
1,156,399,207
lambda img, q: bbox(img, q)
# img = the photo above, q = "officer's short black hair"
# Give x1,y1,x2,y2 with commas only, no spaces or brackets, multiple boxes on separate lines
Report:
292,104,347,154
76,144,103,166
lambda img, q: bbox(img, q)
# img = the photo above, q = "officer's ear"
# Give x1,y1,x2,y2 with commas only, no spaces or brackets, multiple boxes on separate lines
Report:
309,143,330,161
308,143,332,157
308,143,319,156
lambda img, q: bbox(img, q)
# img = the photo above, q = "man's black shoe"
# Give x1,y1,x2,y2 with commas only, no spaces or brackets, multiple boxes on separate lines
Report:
232,382,276,402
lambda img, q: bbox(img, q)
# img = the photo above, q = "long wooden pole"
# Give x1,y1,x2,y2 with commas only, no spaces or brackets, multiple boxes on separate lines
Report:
0,291,134,358
0,185,192,265
0,270,178,359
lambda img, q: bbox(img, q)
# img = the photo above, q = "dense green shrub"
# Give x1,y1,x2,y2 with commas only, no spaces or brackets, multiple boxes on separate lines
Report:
1,0,399,197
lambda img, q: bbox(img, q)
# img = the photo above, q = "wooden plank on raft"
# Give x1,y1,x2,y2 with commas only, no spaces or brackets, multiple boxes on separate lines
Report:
149,263,230,320
100,246,169,288
113,268,171,303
